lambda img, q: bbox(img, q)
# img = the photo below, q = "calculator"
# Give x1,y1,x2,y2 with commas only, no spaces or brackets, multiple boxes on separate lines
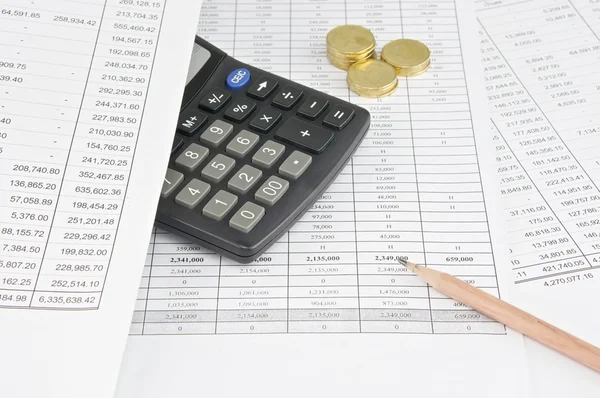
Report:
157,36,370,263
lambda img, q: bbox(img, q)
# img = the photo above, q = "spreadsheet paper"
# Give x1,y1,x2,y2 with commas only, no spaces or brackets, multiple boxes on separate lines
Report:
477,0,600,396
0,1,203,397
116,1,529,397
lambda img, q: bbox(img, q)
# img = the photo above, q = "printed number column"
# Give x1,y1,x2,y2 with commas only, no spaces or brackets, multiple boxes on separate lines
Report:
346,0,431,333
0,2,103,308
29,0,165,309
403,1,504,333
288,0,361,333
215,0,290,334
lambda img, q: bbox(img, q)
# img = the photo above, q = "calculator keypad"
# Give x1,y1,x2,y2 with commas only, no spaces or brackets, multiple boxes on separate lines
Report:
175,179,211,209
226,130,259,158
175,143,209,171
200,120,234,147
252,140,285,168
228,165,262,194
224,97,256,122
229,202,265,233
161,61,364,247
203,190,238,221
201,154,235,183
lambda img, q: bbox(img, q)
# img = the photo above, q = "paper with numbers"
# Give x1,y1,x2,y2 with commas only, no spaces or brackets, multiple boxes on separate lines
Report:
476,0,600,396
115,1,529,397
0,0,202,397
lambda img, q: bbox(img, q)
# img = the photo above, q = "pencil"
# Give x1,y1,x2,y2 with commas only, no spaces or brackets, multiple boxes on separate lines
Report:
398,258,600,373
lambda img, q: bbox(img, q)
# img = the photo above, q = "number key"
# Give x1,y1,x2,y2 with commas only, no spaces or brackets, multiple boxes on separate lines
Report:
228,165,262,194
175,143,209,171
175,179,210,209
226,130,259,158
255,176,289,206
201,154,235,183
252,140,285,168
200,120,233,147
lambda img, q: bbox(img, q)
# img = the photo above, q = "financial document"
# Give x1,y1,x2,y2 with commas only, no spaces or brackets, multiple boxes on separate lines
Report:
116,1,529,397
0,0,203,397
476,0,600,396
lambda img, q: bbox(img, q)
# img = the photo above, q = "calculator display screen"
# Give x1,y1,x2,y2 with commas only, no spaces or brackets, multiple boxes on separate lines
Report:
186,43,211,84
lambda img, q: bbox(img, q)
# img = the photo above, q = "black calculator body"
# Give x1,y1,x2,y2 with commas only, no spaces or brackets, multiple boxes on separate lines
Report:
157,36,370,263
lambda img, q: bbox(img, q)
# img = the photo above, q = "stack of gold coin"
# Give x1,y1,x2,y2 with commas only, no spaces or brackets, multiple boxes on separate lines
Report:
347,59,398,98
381,39,431,76
326,25,376,70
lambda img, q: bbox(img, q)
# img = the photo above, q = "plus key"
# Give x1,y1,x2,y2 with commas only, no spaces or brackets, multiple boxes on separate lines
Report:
275,117,333,154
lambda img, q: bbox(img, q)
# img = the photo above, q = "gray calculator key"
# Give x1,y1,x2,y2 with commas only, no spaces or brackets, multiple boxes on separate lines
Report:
175,143,209,171
226,130,259,158
252,140,285,168
278,151,312,179
161,168,183,198
255,176,289,206
229,202,265,233
175,179,210,209
201,154,235,183
202,190,238,221
227,165,262,194
199,120,233,147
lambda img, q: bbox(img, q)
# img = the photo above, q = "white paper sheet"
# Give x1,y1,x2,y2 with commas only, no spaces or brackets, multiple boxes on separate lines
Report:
115,1,529,397
0,1,202,397
476,0,600,395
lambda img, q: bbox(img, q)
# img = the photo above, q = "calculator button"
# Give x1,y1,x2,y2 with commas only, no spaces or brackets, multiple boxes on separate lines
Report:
201,154,236,183
161,168,184,198
177,109,208,136
171,136,184,154
175,143,209,172
229,202,265,233
199,120,233,147
249,108,281,133
247,77,278,100
278,151,312,180
198,88,231,113
272,85,303,110
224,97,256,123
202,190,238,221
323,105,354,130
275,117,333,154
226,130,259,158
226,68,251,90
297,96,328,120
227,165,262,194
255,176,289,206
175,179,211,209
252,140,285,168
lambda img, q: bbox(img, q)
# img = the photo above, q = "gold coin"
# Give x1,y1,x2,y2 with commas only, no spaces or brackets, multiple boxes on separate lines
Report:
381,39,430,76
326,25,375,56
347,59,398,98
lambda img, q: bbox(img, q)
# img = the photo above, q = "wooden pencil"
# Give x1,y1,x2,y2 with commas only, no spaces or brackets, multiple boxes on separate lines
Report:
398,258,600,373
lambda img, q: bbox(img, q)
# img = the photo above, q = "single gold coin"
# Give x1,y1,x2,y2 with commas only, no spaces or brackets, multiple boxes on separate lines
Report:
347,59,398,98
326,25,375,55
381,39,431,76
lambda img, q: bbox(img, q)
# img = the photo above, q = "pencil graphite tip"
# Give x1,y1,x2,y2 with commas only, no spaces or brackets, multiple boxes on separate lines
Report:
398,258,417,272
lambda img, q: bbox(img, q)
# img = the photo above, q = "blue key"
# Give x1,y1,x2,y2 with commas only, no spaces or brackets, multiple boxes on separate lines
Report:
226,68,251,90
